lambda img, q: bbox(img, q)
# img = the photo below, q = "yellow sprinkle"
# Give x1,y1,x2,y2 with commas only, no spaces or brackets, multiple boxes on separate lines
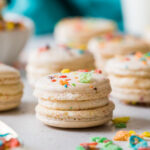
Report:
61,69,70,73
112,117,130,124
141,131,150,137
129,130,136,135
6,22,14,30
79,44,86,50
131,101,137,105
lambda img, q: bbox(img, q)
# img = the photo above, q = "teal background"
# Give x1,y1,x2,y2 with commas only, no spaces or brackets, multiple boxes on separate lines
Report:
4,0,123,35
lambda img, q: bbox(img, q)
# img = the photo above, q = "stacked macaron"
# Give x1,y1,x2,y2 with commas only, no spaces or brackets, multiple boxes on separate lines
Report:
34,70,115,128
26,44,95,87
106,52,150,105
88,33,150,71
0,63,23,111
54,17,117,46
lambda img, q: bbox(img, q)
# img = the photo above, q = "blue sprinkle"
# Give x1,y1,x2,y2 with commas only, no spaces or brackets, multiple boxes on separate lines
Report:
64,84,68,88
78,50,84,54
0,133,9,137
140,57,146,61
0,140,3,146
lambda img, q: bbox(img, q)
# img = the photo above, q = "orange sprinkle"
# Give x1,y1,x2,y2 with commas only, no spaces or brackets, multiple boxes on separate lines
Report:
90,85,94,88
113,131,131,141
75,77,78,79
59,80,68,85
142,61,147,65
135,52,142,58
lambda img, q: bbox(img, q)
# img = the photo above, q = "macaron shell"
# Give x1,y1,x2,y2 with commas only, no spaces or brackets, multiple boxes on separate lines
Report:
106,54,150,104
54,18,116,44
36,113,112,128
34,70,114,128
26,45,95,87
88,35,149,58
34,72,111,100
35,101,114,128
38,97,109,110
0,94,22,111
0,64,23,111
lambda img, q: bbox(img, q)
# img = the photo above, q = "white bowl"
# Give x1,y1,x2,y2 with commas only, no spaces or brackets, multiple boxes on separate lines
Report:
0,13,34,64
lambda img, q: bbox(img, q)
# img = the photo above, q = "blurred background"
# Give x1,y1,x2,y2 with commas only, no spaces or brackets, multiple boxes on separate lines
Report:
4,0,123,35
2,0,150,66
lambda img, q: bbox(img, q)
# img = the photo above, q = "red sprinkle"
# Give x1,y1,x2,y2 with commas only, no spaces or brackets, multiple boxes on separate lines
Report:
125,57,130,61
51,79,56,82
138,148,150,150
9,138,20,148
65,79,71,81
38,47,49,52
59,75,67,78
103,140,110,143
105,33,114,40
80,142,98,146
95,69,102,74
78,69,88,72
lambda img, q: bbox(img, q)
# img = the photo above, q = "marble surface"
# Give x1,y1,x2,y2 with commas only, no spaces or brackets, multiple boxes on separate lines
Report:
0,78,150,150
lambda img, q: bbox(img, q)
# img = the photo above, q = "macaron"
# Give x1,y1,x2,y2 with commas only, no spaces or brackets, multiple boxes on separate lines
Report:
34,70,115,128
26,44,95,87
54,17,117,46
88,33,150,71
0,63,23,111
106,52,150,105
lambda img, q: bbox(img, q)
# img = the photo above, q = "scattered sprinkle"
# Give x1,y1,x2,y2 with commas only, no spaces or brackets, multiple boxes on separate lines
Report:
95,69,102,74
64,84,68,88
61,69,70,73
129,135,148,150
141,132,150,138
51,79,56,82
112,117,130,124
71,83,76,87
78,69,89,72
114,131,132,141
79,72,92,83
114,131,143,141
115,123,127,128
59,75,67,78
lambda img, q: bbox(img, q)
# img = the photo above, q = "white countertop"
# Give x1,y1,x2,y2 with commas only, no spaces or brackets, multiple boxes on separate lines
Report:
0,78,149,150
0,36,150,150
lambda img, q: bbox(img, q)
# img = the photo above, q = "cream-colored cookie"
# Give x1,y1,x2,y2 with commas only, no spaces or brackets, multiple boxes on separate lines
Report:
106,52,150,105
54,17,117,46
34,70,115,128
26,44,95,87
0,63,23,111
88,33,150,71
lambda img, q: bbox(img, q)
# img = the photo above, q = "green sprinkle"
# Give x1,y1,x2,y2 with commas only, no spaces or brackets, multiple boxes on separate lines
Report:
91,137,107,143
76,146,85,150
144,52,150,57
79,72,92,83
72,83,76,87
115,123,127,128
70,107,72,110
103,141,113,147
